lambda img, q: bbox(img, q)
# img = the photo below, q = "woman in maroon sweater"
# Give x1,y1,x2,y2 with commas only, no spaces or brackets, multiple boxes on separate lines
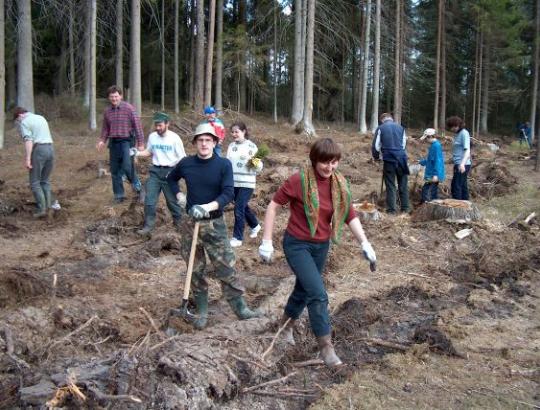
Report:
258,138,376,367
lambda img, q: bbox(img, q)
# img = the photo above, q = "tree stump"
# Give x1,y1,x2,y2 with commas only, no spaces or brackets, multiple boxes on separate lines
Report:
412,199,481,222
354,201,382,222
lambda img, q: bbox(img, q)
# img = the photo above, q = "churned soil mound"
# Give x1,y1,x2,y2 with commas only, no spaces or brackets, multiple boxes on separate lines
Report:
471,161,519,199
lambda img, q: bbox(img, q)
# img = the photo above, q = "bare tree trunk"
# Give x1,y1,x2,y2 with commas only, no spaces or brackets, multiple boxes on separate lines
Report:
359,0,372,133
471,26,480,139
173,0,179,112
476,31,483,137
290,0,304,125
530,0,539,145
369,0,381,132
204,0,216,106
193,0,205,113
298,0,315,136
433,0,442,130
88,0,97,130
189,0,195,105
115,0,123,90
69,3,76,95
393,0,400,123
215,0,223,110
438,1,446,133
16,0,33,111
356,5,366,127
0,0,4,149
130,0,142,113
480,41,490,134
160,0,165,110
83,0,90,107
7,55,15,108
273,0,278,123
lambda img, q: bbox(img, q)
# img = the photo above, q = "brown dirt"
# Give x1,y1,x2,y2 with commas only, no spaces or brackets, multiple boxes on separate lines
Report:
0,112,539,409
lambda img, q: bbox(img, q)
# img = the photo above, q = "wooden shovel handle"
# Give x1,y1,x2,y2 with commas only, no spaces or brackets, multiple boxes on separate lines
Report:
182,221,200,301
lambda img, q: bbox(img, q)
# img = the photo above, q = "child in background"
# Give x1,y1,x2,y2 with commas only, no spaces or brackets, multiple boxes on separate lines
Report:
419,128,445,203
203,106,226,156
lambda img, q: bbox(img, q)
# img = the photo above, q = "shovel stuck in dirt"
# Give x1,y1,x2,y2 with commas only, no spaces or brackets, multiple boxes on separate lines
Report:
169,221,200,324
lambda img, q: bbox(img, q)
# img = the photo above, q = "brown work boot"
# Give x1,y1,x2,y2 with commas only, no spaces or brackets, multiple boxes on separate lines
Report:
317,335,343,367
280,313,296,346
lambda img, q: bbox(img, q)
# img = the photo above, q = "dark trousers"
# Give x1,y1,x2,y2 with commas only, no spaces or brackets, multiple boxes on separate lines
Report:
451,165,470,200
29,144,54,210
232,187,259,240
283,232,331,337
143,166,182,229
383,161,410,213
421,182,439,203
109,139,141,200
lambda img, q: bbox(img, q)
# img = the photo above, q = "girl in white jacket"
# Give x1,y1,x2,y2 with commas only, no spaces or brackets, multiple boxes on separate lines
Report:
226,122,263,247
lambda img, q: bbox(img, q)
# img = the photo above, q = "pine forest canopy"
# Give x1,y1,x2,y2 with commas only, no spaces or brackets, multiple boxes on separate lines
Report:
1,0,538,137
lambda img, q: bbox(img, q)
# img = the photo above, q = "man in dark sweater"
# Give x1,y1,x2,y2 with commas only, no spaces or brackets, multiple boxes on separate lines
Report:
372,113,410,214
166,123,261,329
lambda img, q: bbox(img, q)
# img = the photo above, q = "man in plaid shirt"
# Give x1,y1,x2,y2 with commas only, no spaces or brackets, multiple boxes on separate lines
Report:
97,85,145,203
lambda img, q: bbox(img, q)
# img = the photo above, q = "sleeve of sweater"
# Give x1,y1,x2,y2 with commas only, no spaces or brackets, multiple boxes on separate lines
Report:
435,143,446,180
214,159,235,210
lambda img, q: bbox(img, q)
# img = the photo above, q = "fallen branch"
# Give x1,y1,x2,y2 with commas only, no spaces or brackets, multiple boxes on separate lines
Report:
230,353,271,371
248,390,318,398
242,371,297,393
261,318,290,362
361,337,409,351
88,386,142,403
292,359,324,368
149,335,180,351
46,315,98,355
139,307,165,340
524,212,536,224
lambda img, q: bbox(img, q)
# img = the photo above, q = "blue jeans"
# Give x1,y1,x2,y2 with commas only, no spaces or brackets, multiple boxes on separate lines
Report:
421,182,439,203
29,144,54,210
283,232,331,337
451,165,470,200
109,139,141,200
143,166,182,229
232,187,259,240
383,161,410,213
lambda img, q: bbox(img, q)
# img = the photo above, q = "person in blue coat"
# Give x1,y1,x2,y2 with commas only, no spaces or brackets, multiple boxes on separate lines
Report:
418,128,445,203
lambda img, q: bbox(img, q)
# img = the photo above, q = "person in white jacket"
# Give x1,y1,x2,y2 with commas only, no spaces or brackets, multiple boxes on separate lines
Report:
226,121,263,247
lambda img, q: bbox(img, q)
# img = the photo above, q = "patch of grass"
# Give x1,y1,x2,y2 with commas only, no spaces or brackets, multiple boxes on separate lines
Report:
507,141,531,152
481,184,540,224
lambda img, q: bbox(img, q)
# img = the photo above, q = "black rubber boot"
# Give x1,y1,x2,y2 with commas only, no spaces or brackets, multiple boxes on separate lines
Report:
193,292,209,330
228,296,262,320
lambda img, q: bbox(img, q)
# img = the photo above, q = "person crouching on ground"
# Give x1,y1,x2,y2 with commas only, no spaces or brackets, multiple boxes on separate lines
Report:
226,121,263,248
418,128,445,203
134,112,186,236
258,138,377,367
446,116,471,200
166,123,261,330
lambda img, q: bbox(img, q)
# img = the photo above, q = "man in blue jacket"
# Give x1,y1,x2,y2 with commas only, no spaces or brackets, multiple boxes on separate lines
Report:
166,123,261,330
419,128,445,203
372,113,410,214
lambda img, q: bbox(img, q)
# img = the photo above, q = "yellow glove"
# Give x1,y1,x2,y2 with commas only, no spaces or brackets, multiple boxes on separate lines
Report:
250,158,262,168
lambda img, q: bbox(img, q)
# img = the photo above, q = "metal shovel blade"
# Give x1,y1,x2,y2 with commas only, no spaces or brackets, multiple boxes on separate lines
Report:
169,299,196,323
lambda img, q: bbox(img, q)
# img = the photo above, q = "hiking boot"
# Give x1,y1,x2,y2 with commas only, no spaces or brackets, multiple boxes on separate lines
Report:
33,209,48,219
114,197,126,204
280,313,296,346
249,224,261,239
228,296,262,320
317,335,343,367
137,226,153,237
230,238,243,247
193,292,209,330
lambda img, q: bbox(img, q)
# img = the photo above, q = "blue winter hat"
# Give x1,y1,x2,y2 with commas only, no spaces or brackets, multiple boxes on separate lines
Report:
204,106,216,115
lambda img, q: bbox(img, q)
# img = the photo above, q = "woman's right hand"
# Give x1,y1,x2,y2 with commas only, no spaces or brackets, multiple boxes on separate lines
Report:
258,239,274,263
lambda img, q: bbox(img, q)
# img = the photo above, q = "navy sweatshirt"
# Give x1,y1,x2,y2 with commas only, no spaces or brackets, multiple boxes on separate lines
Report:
166,154,234,214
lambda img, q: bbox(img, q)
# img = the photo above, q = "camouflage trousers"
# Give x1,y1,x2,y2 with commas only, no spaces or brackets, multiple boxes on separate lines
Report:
179,216,245,300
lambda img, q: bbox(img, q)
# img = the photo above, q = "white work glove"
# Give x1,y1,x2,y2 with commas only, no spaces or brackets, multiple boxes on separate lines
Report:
188,204,211,220
129,147,138,157
176,192,187,209
258,239,274,263
361,241,377,272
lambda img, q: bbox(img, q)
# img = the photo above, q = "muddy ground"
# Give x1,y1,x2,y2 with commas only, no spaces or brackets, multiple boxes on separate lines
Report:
0,109,539,409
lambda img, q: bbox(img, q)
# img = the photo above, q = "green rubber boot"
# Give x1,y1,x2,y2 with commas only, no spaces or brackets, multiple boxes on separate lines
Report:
228,296,262,320
193,292,209,330
32,190,47,218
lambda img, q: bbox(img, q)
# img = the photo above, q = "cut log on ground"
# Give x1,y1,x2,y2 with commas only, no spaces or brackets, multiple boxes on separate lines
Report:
412,199,481,222
353,201,383,222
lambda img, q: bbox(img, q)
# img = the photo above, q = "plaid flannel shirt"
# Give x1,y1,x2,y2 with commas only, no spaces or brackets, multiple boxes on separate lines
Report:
100,101,144,146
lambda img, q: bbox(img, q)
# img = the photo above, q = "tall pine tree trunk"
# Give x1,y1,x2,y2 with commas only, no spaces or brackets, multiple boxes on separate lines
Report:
290,0,304,125
297,0,315,136
174,0,180,113
359,0,372,133
193,0,205,113
476,31,483,137
273,0,278,123
530,0,539,145
215,0,223,110
0,0,4,149
433,0,442,130
204,0,216,106
393,0,401,123
438,1,446,134
471,26,480,139
88,0,97,130
17,0,33,111
69,3,76,95
369,0,381,132
480,41,490,134
189,0,195,105
115,0,123,90
130,0,142,113
83,1,90,106
160,0,165,110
